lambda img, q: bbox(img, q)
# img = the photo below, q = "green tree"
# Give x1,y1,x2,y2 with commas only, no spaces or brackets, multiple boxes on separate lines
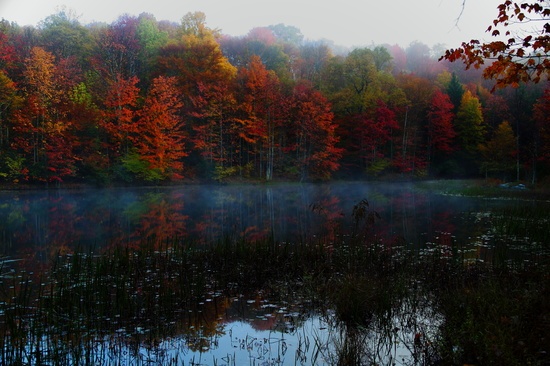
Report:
435,70,452,90
38,9,92,63
344,48,378,114
297,41,333,87
240,28,293,82
371,46,393,72
66,81,105,182
321,48,379,116
479,121,516,179
455,90,486,154
136,13,168,83
395,73,434,175
179,11,213,37
267,24,304,45
446,72,464,113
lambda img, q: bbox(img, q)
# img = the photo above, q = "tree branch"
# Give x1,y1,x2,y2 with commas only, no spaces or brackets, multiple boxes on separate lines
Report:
455,0,467,28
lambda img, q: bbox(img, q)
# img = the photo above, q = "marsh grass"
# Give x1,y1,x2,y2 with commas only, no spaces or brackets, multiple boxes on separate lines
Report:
0,199,549,365
490,204,550,245
434,265,550,365
419,178,550,202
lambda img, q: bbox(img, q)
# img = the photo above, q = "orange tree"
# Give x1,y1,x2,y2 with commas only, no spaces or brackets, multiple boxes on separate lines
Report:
134,76,187,181
442,0,550,88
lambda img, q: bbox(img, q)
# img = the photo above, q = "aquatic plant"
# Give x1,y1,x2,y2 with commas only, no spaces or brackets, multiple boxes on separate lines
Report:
0,197,548,365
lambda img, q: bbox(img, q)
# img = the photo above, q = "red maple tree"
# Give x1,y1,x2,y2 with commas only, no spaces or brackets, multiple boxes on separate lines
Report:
136,75,187,180
427,89,456,156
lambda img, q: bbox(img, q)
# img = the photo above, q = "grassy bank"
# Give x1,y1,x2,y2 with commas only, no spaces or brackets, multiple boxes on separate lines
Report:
418,179,550,201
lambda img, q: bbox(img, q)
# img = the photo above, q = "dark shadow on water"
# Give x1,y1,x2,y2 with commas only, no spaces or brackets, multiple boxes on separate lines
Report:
0,181,548,365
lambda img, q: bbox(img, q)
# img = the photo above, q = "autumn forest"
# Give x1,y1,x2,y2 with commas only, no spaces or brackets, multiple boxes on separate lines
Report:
0,10,549,185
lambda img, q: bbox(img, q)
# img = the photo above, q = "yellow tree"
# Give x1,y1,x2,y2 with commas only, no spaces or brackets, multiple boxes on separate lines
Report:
156,12,237,177
479,121,516,179
12,47,78,182
157,12,236,102
0,71,20,147
0,71,24,181
455,90,486,154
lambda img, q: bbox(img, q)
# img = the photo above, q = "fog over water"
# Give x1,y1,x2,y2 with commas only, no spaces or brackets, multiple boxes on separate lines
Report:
1,181,548,366
0,182,514,258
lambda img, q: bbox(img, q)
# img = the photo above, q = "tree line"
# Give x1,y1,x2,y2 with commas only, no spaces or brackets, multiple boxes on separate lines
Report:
0,10,549,185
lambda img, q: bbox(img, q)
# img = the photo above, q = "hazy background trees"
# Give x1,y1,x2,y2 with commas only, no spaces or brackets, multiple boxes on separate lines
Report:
0,8,548,185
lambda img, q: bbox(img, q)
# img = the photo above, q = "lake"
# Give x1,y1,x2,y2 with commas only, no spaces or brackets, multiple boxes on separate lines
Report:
0,181,512,256
0,181,548,365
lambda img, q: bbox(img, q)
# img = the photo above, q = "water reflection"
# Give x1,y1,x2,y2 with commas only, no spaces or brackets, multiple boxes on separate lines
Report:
40,309,441,366
0,182,503,259
0,280,441,366
1,182,548,365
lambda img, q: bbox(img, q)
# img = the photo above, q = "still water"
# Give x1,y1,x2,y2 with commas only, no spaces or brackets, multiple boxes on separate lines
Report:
0,181,507,257
0,181,541,365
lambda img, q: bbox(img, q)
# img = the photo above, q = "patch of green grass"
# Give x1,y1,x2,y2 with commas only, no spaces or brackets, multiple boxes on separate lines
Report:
419,179,550,201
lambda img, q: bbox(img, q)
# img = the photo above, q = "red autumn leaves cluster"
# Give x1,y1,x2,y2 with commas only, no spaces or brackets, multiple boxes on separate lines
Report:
441,0,550,89
0,8,549,184
2,40,343,183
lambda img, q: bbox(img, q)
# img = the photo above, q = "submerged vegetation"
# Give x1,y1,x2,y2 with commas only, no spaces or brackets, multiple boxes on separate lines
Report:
1,197,548,365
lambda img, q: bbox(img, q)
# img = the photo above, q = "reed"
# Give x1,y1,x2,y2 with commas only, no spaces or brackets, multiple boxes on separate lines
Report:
0,199,548,365
490,204,550,245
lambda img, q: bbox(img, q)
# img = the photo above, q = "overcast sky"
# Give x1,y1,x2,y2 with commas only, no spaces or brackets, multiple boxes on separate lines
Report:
1,0,503,48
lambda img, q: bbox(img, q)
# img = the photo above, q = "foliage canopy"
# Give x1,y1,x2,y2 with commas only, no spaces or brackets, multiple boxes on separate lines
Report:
441,0,550,89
